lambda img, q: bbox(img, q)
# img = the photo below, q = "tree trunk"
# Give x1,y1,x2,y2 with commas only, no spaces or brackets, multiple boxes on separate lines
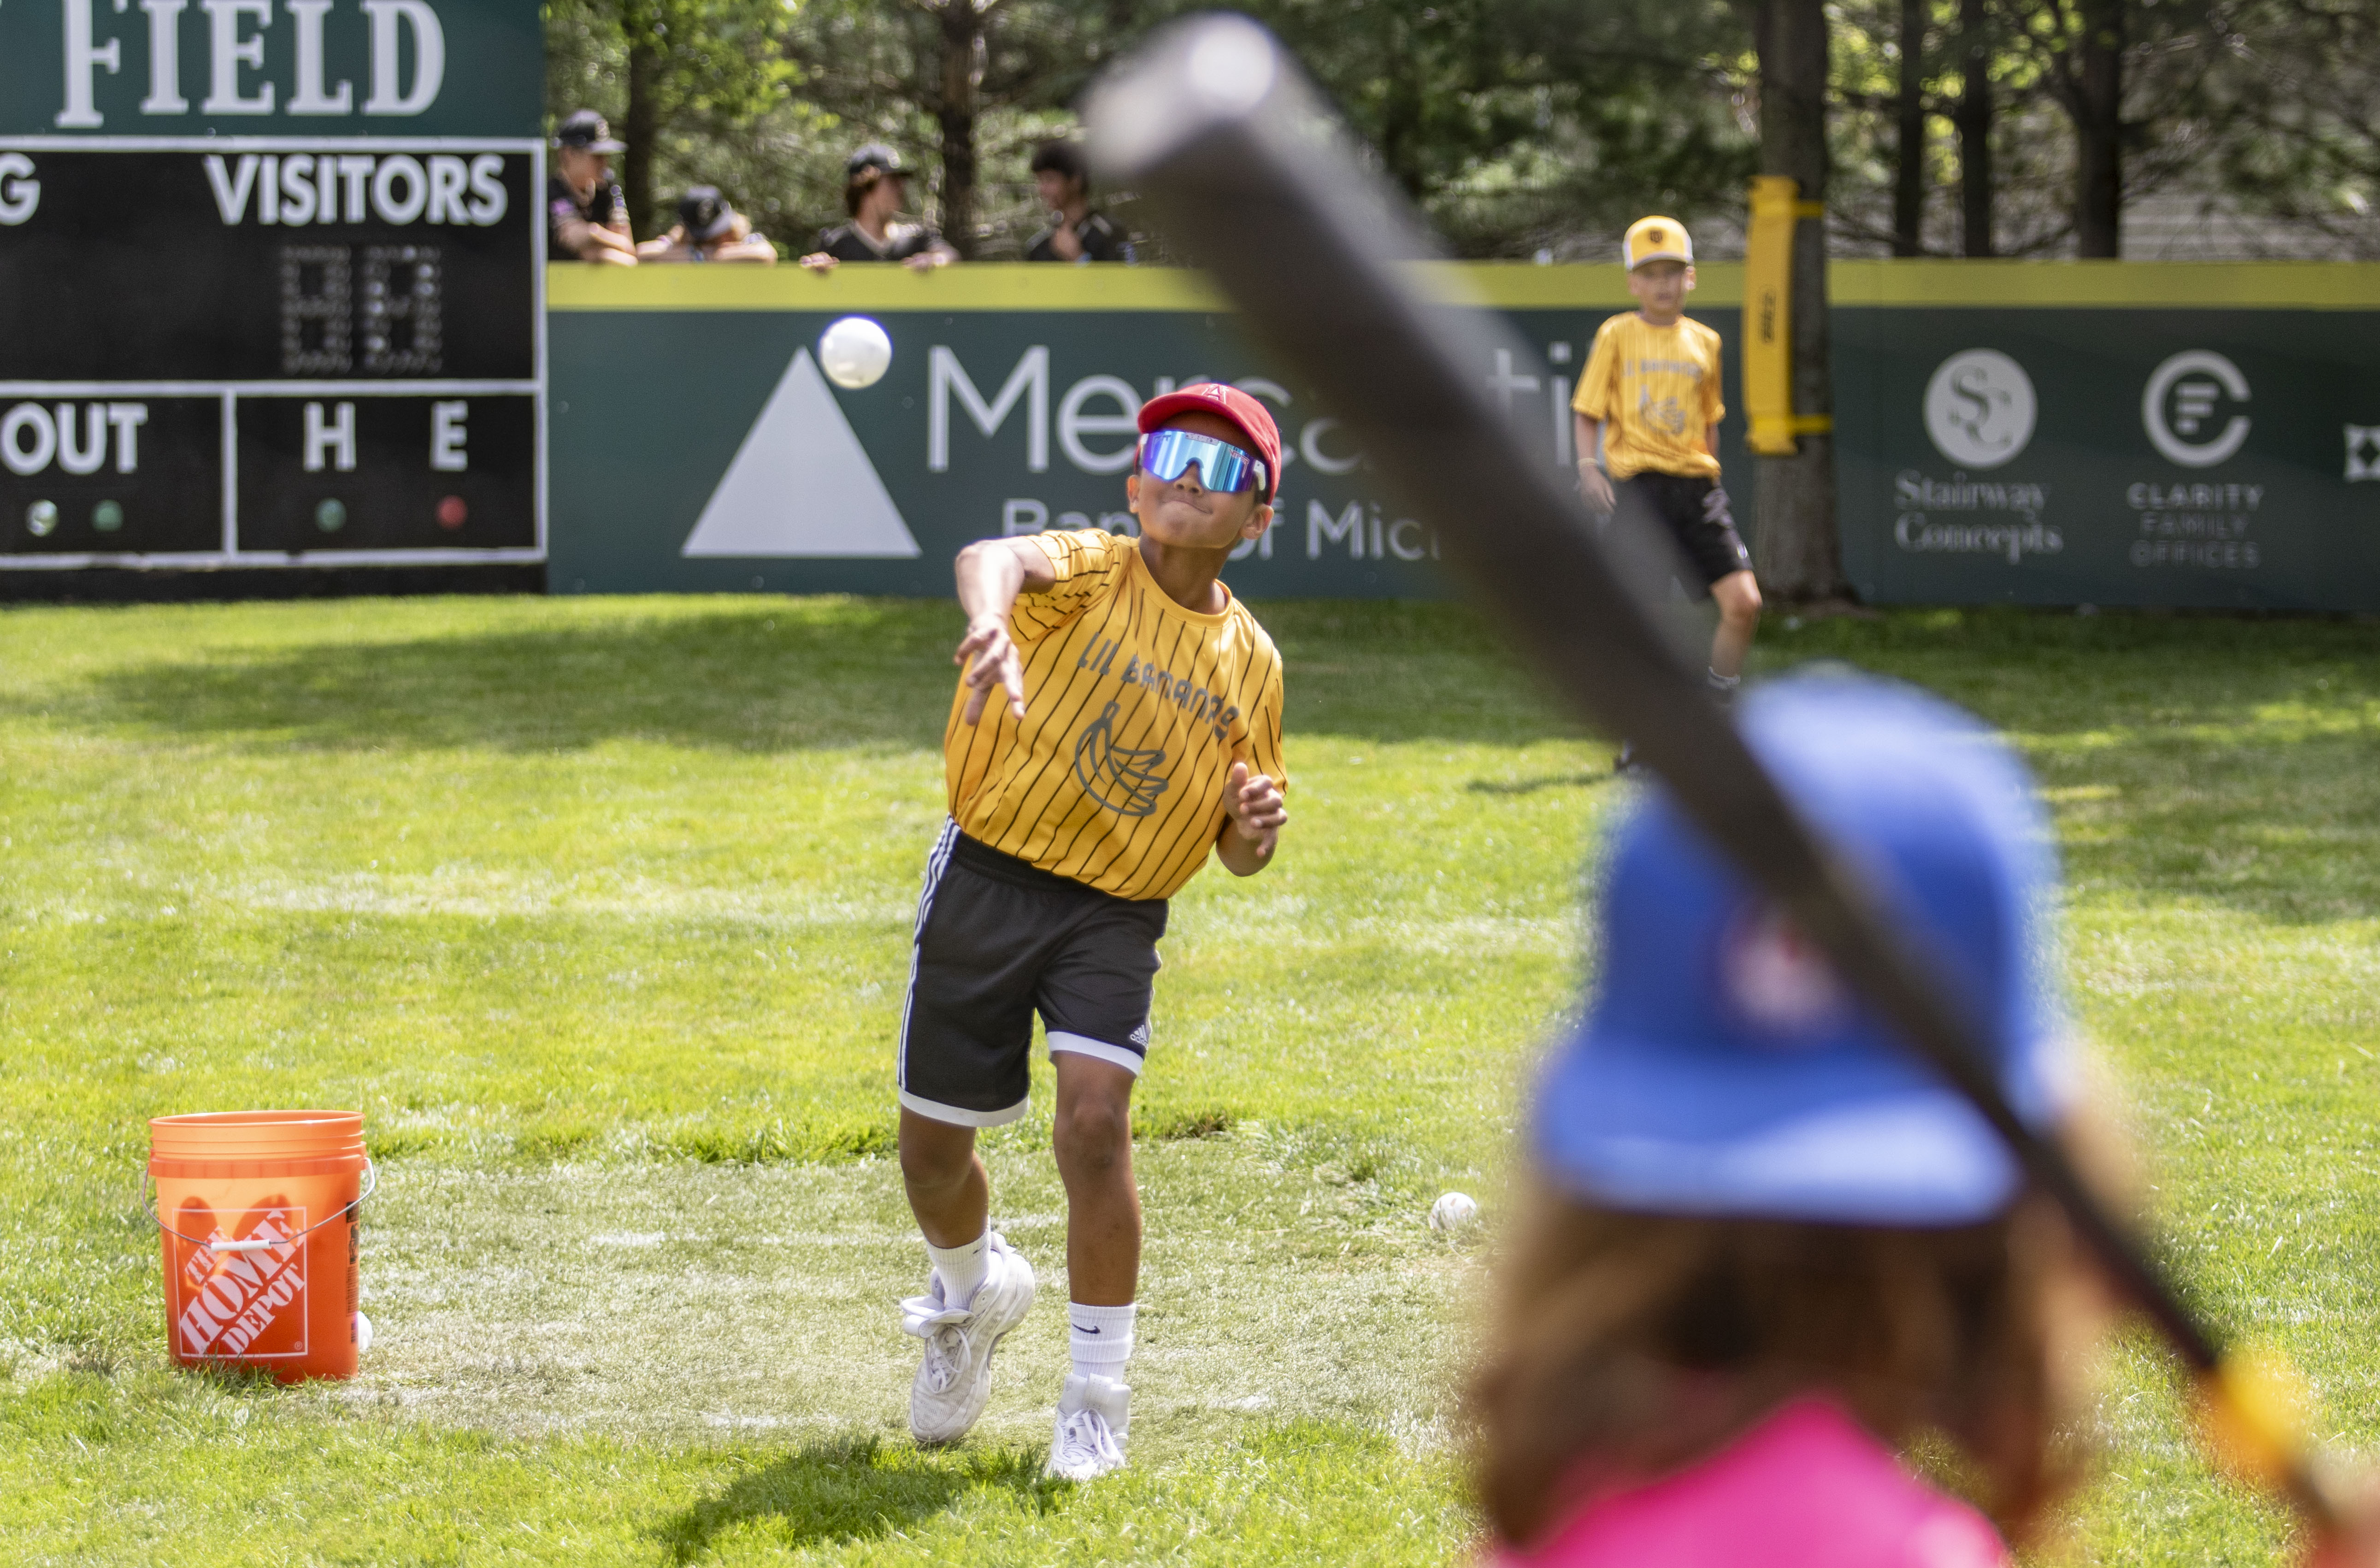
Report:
2073,0,2123,256
1891,0,1927,255
1379,13,1427,200
1751,0,1849,602
623,18,659,242
935,0,983,258
1957,0,1993,256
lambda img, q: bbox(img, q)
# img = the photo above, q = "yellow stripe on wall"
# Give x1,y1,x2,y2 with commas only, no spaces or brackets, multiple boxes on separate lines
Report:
546,264,1227,311
548,259,2380,312
1829,259,2380,308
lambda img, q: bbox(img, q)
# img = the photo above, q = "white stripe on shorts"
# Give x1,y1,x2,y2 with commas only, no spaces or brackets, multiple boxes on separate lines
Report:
1047,1031,1145,1077
899,1088,1030,1128
896,819,962,1093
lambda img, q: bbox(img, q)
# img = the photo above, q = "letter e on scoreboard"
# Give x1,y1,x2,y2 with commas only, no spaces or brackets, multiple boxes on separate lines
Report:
430,401,468,470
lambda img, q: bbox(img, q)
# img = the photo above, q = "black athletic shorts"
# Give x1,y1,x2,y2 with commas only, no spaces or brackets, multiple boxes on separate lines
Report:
897,821,1167,1126
1613,471,1753,596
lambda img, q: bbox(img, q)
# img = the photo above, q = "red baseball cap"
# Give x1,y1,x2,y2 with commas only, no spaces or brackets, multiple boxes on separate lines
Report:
1137,383,1283,502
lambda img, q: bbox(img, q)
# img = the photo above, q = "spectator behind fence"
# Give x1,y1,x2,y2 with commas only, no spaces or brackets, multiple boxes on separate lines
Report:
1025,141,1131,264
549,110,636,266
637,187,779,264
801,145,958,273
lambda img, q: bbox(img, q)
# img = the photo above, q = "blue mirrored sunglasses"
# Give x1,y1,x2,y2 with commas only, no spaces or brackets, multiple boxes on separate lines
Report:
1138,429,1268,497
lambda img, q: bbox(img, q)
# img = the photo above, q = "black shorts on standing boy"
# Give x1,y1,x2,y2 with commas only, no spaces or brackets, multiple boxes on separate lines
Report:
1614,471,1752,597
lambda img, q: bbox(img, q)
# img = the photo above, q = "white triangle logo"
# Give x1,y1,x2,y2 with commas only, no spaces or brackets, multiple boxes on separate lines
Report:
682,348,921,558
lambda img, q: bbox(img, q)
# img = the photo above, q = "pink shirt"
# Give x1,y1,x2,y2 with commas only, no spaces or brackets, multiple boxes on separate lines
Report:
1495,1398,2009,1568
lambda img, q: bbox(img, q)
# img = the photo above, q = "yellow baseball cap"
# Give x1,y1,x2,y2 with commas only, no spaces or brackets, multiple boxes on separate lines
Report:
1623,216,1692,270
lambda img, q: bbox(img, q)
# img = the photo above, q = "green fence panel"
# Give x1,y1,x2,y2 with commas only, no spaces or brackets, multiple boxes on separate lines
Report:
549,262,2380,609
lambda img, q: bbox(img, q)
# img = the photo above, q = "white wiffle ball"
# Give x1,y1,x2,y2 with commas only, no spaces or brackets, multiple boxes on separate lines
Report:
819,316,893,389
1428,1191,1479,1231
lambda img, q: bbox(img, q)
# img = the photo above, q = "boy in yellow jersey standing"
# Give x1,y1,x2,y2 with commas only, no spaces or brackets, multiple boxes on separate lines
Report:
1573,216,1761,769
892,383,1289,1481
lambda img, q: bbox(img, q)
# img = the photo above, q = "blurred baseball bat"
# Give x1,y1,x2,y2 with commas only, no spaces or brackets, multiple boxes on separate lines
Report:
1086,13,2346,1535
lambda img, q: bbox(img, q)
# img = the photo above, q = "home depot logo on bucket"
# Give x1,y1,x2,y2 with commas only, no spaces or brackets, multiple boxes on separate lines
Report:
149,1109,371,1381
172,1202,309,1359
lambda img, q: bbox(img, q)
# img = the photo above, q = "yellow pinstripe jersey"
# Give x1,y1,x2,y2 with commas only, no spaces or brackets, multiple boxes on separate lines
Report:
946,530,1287,901
1573,312,1724,480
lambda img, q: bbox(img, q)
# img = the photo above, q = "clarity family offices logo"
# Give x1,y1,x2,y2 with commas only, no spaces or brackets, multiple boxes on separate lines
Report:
2132,352,2263,571
2142,351,2252,468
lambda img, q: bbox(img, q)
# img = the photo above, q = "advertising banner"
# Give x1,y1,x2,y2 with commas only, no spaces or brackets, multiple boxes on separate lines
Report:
1833,268,2380,610
547,266,1715,599
548,262,2380,610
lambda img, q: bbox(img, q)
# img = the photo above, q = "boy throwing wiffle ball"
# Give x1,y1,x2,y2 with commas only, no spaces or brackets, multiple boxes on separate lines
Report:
893,383,1288,1480
1573,217,1761,771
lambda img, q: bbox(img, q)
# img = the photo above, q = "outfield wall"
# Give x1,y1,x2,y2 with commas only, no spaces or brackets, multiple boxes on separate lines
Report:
548,262,2380,610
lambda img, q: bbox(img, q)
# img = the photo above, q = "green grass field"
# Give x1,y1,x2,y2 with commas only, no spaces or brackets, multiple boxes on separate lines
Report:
1,594,2375,1565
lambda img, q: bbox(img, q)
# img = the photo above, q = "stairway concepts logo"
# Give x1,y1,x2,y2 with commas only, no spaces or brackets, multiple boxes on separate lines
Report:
1905,350,2056,562
1924,350,2036,470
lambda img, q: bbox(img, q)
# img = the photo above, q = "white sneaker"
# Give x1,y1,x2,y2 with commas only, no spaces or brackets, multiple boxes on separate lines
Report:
900,1231,1035,1444
1045,1372,1130,1480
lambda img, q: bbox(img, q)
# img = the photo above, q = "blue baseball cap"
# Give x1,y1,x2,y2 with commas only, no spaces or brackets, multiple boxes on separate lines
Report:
1534,673,2072,1226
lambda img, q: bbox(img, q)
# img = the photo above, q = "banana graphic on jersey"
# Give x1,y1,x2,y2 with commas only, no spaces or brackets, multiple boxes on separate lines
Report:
1072,700,1170,817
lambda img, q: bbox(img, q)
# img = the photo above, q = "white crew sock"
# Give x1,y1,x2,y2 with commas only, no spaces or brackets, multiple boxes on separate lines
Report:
926,1230,989,1309
1068,1301,1136,1383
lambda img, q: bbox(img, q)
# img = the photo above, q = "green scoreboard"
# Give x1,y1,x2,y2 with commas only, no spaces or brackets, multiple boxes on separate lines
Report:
0,0,543,573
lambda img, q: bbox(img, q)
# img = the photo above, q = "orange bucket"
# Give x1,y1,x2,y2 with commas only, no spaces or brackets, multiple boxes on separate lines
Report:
147,1110,373,1382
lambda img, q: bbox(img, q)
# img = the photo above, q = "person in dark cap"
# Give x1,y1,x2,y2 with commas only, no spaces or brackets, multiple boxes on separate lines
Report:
549,110,637,266
1025,141,1132,264
800,144,957,272
637,185,779,263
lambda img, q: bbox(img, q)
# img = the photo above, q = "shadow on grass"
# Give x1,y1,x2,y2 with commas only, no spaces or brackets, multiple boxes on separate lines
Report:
1260,600,1583,745
655,1436,1064,1562
20,596,2380,917
1466,771,1610,796
29,602,958,755
19,597,1589,753
1756,606,2380,733
1759,608,2380,924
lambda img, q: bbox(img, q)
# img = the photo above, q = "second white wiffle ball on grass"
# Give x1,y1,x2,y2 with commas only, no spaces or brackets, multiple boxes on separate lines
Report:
819,315,893,389
1428,1191,1479,1231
